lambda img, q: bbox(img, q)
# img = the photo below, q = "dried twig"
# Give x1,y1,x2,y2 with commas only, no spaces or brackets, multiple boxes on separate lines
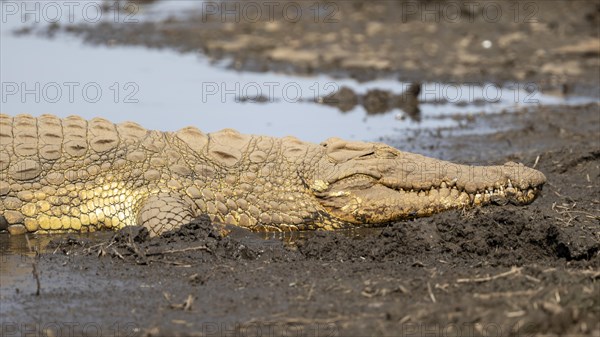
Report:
167,294,194,311
456,267,522,284
525,275,541,283
25,235,41,296
146,245,212,256
24,234,33,253
243,315,349,326
473,288,542,300
306,282,315,301
111,248,125,260
31,259,41,296
427,282,436,303
532,155,540,169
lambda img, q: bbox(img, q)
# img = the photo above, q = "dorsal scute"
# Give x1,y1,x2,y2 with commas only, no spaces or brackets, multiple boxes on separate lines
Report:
38,115,63,160
215,128,242,138
64,115,86,124
89,117,118,153
13,114,35,125
321,137,375,163
39,114,60,122
117,121,148,145
13,115,37,157
207,128,252,167
38,115,62,141
63,116,88,157
281,136,307,161
0,115,12,151
89,117,114,131
175,126,208,153
281,135,304,145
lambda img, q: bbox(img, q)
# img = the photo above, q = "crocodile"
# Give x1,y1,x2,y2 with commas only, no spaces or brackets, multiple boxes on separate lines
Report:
0,114,546,236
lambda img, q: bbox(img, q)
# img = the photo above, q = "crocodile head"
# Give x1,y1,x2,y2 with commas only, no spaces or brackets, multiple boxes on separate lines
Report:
310,138,547,224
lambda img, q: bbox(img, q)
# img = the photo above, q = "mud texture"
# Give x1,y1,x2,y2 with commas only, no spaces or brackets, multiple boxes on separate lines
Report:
52,0,600,94
2,0,599,336
1,103,598,336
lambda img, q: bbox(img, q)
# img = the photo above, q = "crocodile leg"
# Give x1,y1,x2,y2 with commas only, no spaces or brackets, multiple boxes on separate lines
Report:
136,193,196,236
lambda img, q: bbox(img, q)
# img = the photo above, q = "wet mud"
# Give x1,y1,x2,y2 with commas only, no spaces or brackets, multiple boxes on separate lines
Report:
52,0,600,94
1,0,599,336
2,103,598,336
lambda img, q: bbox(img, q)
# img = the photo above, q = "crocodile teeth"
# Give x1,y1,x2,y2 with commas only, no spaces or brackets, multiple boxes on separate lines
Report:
507,179,513,188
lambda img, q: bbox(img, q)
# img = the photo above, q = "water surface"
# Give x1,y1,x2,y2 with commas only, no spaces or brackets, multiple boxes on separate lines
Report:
2,0,594,142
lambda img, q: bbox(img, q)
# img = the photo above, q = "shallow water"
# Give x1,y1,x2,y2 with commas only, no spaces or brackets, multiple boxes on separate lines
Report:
0,234,40,291
2,0,596,143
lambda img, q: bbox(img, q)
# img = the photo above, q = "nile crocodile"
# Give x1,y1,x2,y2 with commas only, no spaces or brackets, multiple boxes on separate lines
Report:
0,114,546,236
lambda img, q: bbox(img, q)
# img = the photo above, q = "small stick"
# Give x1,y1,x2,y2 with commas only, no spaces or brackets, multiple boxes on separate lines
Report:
456,267,522,284
427,282,436,303
306,282,315,301
24,234,33,253
532,155,540,169
111,248,125,260
473,288,542,299
31,260,41,296
525,275,541,283
146,245,212,256
25,234,41,296
149,259,192,267
183,294,194,311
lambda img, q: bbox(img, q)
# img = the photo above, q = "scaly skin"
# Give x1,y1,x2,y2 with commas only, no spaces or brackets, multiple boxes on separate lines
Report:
0,114,546,236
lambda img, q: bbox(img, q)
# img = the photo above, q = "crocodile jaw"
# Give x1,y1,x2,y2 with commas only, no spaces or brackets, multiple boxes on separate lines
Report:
314,165,546,224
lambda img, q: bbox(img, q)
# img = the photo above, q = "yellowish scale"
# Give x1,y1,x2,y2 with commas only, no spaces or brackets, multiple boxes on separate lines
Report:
20,184,146,234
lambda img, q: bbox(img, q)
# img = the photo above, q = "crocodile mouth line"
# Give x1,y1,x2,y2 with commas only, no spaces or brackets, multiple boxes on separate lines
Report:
391,182,541,205
327,173,543,206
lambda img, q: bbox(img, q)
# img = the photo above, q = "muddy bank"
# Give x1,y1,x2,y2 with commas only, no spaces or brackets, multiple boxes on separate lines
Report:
2,0,599,336
47,0,600,95
2,103,598,336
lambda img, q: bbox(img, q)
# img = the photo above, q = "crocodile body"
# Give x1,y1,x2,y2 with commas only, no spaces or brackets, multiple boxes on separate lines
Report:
0,114,546,235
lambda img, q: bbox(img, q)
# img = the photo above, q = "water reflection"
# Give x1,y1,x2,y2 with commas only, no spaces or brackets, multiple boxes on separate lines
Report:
2,4,596,143
320,83,422,121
